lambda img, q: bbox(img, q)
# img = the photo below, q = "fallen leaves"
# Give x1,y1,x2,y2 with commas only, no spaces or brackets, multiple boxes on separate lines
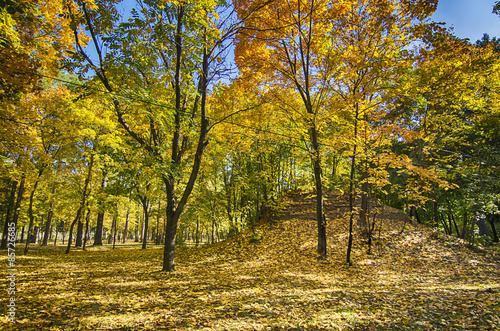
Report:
1,193,499,330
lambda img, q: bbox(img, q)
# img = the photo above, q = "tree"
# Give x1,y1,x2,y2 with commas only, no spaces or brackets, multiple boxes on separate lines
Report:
65,0,264,271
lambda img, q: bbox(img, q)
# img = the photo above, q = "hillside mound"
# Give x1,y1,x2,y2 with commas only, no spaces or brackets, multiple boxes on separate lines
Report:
176,190,500,329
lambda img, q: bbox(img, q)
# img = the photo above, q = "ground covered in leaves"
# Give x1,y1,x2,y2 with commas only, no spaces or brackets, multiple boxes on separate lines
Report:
1,193,500,330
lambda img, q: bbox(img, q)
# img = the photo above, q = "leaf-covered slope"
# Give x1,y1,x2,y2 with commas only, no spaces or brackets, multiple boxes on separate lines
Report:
1,191,499,330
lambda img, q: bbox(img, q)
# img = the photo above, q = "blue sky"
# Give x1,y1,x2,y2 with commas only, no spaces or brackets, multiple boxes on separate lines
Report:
431,0,500,42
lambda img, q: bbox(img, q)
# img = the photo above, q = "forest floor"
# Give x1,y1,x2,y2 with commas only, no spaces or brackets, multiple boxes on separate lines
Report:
1,192,500,330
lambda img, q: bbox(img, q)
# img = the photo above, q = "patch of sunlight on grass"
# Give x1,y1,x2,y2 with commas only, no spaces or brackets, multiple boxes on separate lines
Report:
107,280,158,288
15,255,51,261
80,311,156,329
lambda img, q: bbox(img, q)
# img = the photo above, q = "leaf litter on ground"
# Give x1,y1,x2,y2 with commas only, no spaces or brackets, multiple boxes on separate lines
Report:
1,191,499,330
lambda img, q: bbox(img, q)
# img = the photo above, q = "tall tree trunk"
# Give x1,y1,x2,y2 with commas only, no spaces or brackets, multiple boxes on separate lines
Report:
123,208,130,243
42,187,56,246
0,180,17,249
440,213,450,235
83,205,91,250
451,213,460,238
24,168,44,255
347,103,360,266
54,226,58,246
94,211,105,246
1,176,25,249
196,218,200,246
486,214,499,243
310,124,327,258
155,200,161,245
112,211,117,249
141,197,149,250
93,172,107,246
75,219,84,247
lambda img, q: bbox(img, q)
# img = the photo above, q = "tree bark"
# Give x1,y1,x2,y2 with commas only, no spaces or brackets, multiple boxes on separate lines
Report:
486,214,499,243
347,103,360,266
41,188,56,246
123,209,130,243
24,168,44,255
1,176,25,249
140,197,149,249
0,180,17,249
83,205,91,249
75,219,84,247
93,172,107,246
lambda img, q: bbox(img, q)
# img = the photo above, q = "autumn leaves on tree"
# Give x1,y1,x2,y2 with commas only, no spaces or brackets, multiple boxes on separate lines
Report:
1,0,499,272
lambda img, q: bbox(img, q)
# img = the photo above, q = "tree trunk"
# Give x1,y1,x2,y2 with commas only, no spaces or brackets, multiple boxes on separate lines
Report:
346,103,360,266
123,209,130,243
311,124,327,259
162,22,211,271
155,200,161,245
20,226,24,243
358,168,369,236
75,219,84,247
1,176,25,249
93,173,107,246
83,205,91,250
451,213,460,238
196,218,200,246
440,213,450,235
112,211,117,249
140,197,149,249
486,214,499,243
41,187,56,246
24,169,43,255
0,180,17,249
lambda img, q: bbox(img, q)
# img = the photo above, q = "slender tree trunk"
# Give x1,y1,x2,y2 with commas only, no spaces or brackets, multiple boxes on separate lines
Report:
123,209,130,243
359,168,369,235
462,208,468,241
93,173,107,246
155,200,161,244
20,226,24,243
135,218,139,242
346,103,360,266
1,176,25,249
24,169,44,255
42,187,56,246
0,180,17,249
196,218,200,246
141,198,149,250
486,214,499,243
447,213,454,236
83,205,91,250
211,212,215,244
440,213,450,235
112,211,117,249
75,219,84,247
310,124,327,258
451,213,460,238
